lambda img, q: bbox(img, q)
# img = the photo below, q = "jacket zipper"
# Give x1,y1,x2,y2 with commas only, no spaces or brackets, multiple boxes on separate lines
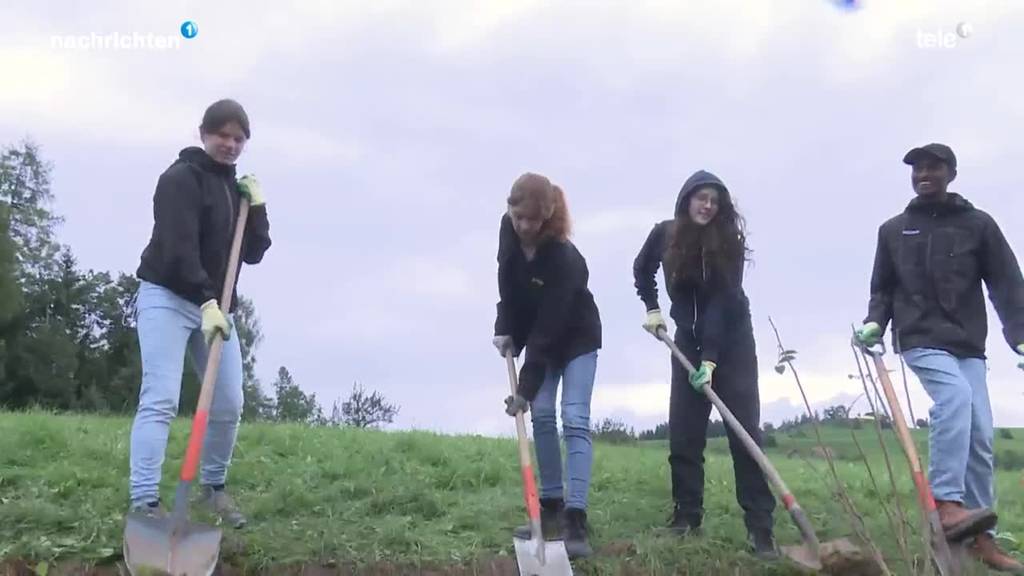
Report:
925,210,935,282
693,247,706,342
222,180,235,234
221,180,236,291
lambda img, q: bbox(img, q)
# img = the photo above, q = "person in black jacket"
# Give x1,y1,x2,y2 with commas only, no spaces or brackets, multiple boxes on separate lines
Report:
633,170,777,559
128,99,271,529
495,172,602,559
854,143,1024,571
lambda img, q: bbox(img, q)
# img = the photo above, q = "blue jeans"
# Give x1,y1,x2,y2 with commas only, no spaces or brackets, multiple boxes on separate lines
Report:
529,351,597,511
902,348,994,513
128,281,244,505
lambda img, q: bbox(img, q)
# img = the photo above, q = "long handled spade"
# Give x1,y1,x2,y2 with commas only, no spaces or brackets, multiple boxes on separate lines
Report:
655,329,866,573
505,352,574,576
859,340,994,576
123,197,251,576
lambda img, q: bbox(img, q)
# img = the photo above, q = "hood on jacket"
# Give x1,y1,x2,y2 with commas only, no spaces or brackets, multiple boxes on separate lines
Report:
675,170,730,217
176,146,237,179
905,191,973,215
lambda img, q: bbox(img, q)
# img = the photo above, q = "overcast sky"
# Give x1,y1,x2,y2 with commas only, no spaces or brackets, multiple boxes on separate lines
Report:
2,0,1023,435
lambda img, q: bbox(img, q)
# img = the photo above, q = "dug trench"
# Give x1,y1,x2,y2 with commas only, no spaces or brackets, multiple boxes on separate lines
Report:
0,541,649,576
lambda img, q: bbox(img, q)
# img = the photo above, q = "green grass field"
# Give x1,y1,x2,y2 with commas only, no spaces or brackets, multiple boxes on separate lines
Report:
1,411,1022,575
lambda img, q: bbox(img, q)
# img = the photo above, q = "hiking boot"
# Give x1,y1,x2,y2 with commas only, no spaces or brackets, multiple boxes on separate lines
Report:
563,507,594,560
749,529,780,561
969,533,1024,573
667,505,702,537
513,497,564,541
128,499,167,519
196,485,247,528
936,500,997,542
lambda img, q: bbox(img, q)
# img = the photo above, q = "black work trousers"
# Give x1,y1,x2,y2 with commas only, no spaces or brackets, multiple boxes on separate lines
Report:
668,330,776,533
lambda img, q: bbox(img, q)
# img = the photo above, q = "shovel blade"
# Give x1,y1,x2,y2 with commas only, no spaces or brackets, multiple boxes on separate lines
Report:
780,544,823,573
123,512,221,576
513,537,573,576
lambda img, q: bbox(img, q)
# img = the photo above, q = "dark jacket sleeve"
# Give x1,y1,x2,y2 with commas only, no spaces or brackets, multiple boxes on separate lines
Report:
634,222,667,312
980,214,1024,349
700,250,744,364
152,167,217,305
517,244,585,401
865,223,896,332
242,204,272,264
494,214,515,337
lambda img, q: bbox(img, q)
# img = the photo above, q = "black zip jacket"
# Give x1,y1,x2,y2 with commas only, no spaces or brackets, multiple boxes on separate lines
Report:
865,192,1024,359
494,214,602,401
137,147,272,312
633,171,753,364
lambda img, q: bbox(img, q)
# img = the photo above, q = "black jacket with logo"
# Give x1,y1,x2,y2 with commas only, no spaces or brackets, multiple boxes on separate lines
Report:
633,171,753,364
137,147,272,312
865,192,1024,359
495,214,602,401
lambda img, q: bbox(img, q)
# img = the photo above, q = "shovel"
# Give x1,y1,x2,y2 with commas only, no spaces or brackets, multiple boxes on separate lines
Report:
505,352,574,576
655,329,865,573
123,196,251,576
859,340,991,576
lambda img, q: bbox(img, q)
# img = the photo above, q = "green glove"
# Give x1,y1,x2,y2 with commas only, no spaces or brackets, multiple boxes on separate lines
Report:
643,309,667,336
200,299,233,344
237,174,265,206
853,322,882,347
689,361,716,391
1016,343,1024,370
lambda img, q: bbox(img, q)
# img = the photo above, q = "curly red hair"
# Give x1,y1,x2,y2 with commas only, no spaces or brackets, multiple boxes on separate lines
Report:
507,172,572,242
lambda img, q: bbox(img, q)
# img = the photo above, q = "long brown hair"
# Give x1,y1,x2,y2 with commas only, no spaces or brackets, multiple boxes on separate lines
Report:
507,172,572,242
664,185,750,288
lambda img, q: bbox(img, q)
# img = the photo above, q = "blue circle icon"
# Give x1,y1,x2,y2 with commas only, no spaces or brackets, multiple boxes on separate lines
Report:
180,21,198,39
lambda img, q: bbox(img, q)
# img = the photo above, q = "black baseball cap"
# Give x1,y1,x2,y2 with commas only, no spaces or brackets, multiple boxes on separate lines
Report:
903,143,957,170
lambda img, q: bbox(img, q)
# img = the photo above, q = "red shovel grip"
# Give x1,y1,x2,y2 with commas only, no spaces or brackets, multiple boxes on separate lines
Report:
180,409,209,482
522,464,541,521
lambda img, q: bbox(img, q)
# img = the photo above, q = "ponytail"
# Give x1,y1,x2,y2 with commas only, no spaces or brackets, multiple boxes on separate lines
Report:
508,173,573,242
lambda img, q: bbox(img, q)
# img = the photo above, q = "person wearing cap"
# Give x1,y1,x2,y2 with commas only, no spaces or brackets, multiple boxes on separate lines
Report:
633,170,778,560
854,143,1024,571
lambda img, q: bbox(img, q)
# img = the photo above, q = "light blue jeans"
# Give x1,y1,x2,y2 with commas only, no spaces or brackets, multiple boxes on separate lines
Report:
128,280,244,505
902,348,994,514
530,351,597,511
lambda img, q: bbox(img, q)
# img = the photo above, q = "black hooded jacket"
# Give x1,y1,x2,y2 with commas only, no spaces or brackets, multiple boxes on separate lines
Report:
136,147,271,312
495,214,602,401
865,192,1024,358
633,170,753,364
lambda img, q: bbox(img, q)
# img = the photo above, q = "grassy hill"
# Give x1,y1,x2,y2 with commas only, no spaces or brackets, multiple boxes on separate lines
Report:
1,411,1022,575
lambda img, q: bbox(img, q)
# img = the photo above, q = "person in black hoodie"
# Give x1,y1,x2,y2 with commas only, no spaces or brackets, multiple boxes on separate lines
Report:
854,143,1024,572
495,172,602,559
128,99,271,529
633,170,777,559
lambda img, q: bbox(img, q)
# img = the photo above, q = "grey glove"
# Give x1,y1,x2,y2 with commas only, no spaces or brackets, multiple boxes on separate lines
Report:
504,394,529,416
493,335,515,357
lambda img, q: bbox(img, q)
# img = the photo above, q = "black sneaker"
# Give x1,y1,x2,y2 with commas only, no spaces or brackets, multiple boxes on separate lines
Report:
196,485,247,529
563,507,593,560
750,529,780,561
513,497,564,541
668,505,702,537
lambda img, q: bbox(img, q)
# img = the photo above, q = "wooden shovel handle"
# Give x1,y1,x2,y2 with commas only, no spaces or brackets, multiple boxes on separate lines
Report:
180,197,250,483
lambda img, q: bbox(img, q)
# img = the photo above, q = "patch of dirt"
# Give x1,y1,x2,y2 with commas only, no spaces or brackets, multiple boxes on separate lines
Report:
598,539,637,557
3,557,523,576
2,561,121,576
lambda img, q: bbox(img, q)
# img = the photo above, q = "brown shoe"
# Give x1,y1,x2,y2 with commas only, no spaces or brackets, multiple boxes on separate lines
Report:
936,500,997,542
969,533,1024,573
